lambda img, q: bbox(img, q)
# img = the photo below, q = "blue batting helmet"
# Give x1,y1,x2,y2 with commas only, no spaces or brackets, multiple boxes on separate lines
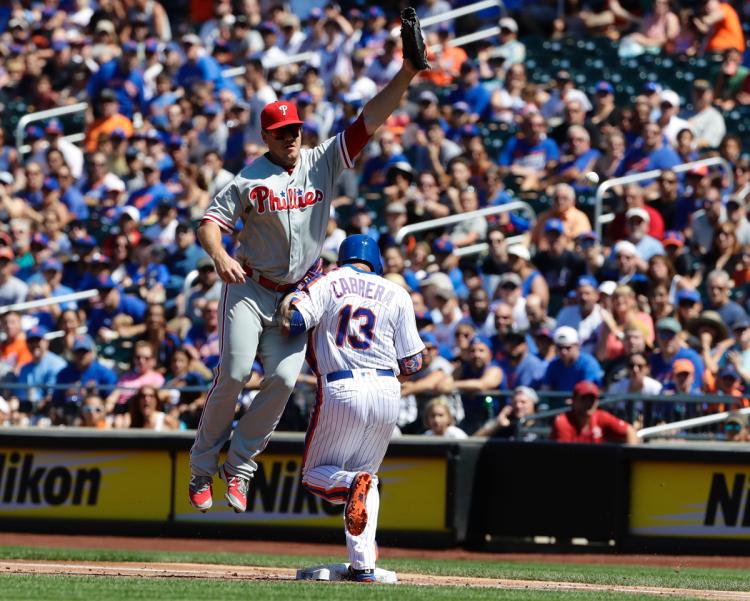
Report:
338,234,383,275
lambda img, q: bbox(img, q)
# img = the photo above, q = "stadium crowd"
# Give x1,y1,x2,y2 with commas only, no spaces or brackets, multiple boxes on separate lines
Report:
0,0,749,443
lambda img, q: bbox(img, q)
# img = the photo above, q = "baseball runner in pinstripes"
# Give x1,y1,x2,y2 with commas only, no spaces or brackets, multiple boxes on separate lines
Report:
279,235,425,582
188,57,427,514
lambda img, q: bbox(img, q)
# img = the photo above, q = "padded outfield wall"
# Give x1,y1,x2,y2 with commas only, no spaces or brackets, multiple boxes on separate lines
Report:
0,429,747,553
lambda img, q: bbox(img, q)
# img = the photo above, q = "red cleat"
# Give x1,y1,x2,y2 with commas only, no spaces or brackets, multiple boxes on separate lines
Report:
219,465,250,513
188,474,213,512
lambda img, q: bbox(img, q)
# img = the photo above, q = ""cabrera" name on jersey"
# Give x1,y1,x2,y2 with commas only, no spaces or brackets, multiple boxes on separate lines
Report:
251,186,324,214
330,275,396,305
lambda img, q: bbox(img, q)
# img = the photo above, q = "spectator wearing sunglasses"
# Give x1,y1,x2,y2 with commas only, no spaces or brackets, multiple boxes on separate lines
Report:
723,413,749,442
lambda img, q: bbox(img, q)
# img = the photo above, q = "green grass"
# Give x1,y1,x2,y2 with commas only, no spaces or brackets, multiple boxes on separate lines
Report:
0,575,710,601
0,545,745,593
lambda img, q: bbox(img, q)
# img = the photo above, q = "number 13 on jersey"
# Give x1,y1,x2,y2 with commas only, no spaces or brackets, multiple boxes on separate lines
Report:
335,305,376,350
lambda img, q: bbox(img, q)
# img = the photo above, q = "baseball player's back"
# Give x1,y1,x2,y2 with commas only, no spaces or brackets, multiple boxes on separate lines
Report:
283,234,425,582
300,266,423,376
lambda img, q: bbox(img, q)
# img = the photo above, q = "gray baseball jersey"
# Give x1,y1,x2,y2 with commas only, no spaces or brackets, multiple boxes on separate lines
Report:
190,118,370,485
202,131,358,283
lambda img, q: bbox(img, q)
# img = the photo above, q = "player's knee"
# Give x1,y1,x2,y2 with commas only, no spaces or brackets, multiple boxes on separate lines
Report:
301,478,346,505
226,361,256,383
266,364,299,391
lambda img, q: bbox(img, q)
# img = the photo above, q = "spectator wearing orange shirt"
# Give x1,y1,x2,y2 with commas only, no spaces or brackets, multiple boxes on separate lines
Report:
0,311,32,377
694,0,745,54
84,90,134,153
531,183,592,251
552,381,639,444
422,25,468,87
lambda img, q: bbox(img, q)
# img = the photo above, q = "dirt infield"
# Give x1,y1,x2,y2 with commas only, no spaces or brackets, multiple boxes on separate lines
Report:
1,559,748,600
1,532,749,570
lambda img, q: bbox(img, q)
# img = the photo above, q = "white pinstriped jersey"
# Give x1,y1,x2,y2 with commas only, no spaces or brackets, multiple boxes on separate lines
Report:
201,132,357,283
292,265,425,375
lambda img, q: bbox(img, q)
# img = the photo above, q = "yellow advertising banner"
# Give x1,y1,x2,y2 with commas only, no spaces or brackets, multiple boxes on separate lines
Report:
630,461,750,539
174,451,448,531
0,448,171,521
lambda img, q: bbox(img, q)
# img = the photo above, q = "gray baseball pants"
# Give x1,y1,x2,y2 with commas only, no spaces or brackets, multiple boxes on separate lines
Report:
190,277,307,480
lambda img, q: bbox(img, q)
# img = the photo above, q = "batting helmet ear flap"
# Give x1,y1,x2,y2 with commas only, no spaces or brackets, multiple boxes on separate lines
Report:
338,234,383,275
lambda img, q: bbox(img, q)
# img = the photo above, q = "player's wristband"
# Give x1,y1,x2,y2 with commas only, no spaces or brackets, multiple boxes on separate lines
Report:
288,308,307,336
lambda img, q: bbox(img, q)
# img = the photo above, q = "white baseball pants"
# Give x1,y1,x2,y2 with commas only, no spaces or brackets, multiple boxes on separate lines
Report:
300,369,400,569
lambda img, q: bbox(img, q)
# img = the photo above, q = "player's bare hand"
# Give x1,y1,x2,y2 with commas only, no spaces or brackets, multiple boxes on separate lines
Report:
277,292,302,336
214,254,246,284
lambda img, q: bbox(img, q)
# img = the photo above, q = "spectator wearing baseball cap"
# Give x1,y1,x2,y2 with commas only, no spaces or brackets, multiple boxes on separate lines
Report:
555,276,603,355
53,336,117,408
507,244,549,310
532,217,587,315
551,381,638,444
16,325,67,409
724,412,750,442
490,17,525,67
541,326,603,396
656,89,691,146
663,357,700,398
625,206,665,262
84,89,135,152
86,277,147,341
650,317,705,385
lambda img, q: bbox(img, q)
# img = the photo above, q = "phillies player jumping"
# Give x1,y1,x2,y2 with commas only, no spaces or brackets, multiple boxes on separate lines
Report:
188,58,426,513
280,235,425,582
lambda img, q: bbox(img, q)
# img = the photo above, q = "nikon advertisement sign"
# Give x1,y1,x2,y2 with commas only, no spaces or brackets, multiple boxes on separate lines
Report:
630,461,750,539
0,448,171,521
173,452,448,531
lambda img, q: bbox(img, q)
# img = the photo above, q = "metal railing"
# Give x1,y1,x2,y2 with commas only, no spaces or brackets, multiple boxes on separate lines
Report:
394,200,536,245
15,102,89,153
520,391,746,440
0,289,98,315
222,52,318,79
389,0,503,36
593,156,734,240
638,406,750,440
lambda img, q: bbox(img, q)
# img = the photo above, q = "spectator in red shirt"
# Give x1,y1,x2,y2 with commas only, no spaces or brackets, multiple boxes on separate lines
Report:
551,381,639,444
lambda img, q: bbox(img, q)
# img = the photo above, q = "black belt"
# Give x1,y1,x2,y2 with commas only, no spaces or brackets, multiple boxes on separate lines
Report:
326,369,395,383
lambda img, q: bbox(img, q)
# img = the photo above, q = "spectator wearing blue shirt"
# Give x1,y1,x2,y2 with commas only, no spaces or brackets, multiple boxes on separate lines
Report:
29,259,77,312
87,278,147,339
15,326,67,410
705,269,749,331
616,122,680,178
649,317,705,383
548,125,601,195
176,33,235,94
542,326,604,396
53,335,117,406
624,208,665,262
360,130,407,187
86,41,145,119
127,158,175,220
448,61,491,122
499,113,560,191
146,72,180,129
500,331,546,389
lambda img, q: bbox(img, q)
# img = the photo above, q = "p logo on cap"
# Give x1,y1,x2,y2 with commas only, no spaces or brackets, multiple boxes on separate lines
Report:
261,101,303,131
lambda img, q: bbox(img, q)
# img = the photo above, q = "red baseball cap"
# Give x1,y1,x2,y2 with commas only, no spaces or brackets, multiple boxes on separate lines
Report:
261,101,303,131
573,381,599,398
